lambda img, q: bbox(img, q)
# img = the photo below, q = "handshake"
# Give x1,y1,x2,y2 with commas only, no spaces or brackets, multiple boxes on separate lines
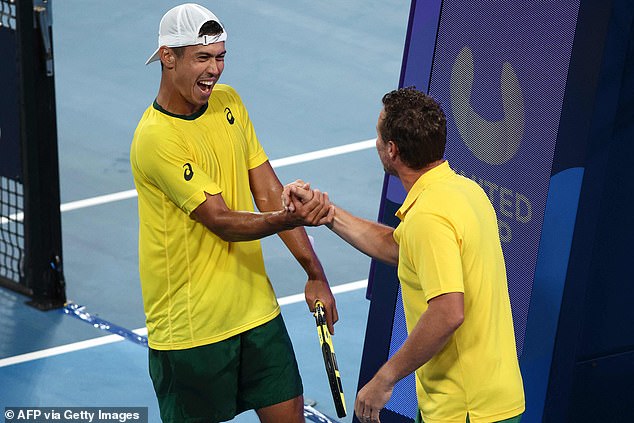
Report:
281,180,335,227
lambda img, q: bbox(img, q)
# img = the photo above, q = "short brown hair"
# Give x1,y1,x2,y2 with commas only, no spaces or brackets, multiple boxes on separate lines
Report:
379,87,446,169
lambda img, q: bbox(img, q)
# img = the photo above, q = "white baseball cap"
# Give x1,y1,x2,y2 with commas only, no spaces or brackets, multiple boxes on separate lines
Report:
146,3,227,65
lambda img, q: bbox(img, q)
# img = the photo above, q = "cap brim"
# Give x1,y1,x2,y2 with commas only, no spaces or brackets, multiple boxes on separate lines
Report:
145,47,161,65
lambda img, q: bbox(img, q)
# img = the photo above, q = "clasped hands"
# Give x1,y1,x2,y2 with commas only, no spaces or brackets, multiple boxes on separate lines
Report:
281,180,334,226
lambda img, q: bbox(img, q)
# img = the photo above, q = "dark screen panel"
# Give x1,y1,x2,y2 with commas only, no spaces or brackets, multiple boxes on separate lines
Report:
363,1,634,422
427,0,580,354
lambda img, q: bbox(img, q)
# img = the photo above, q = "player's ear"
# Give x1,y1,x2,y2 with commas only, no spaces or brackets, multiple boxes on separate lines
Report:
387,140,399,159
159,47,176,69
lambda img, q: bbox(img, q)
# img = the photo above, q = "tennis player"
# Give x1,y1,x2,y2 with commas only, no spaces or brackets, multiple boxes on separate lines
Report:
285,88,525,423
131,4,337,422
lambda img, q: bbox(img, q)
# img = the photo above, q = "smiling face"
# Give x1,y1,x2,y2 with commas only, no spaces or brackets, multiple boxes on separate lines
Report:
159,41,226,115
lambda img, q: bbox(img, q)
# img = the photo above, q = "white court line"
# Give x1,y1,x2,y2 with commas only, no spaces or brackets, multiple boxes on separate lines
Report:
0,139,376,225
0,279,368,368
269,139,375,168
0,140,374,365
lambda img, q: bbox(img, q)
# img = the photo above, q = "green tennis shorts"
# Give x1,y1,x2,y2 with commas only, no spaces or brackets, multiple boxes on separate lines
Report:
149,314,303,423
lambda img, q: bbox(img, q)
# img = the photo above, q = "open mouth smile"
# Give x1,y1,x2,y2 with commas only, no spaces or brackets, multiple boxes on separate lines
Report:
197,80,214,94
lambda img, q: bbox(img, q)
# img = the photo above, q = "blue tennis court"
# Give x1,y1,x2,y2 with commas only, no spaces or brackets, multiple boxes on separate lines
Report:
0,1,410,421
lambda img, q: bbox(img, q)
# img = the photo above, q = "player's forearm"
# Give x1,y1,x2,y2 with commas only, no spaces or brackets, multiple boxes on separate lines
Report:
206,209,298,242
377,294,464,385
193,182,328,241
329,206,398,265
191,190,298,241
379,319,454,385
253,184,324,277
278,228,326,279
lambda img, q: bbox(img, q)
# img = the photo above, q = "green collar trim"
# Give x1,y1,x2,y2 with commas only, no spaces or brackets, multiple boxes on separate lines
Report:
153,100,208,120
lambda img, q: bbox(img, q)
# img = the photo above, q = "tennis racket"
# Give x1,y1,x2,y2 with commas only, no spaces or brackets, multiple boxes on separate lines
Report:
314,300,346,418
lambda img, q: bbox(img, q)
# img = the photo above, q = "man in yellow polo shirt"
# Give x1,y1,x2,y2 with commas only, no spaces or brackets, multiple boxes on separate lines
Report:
285,87,524,422
131,4,337,422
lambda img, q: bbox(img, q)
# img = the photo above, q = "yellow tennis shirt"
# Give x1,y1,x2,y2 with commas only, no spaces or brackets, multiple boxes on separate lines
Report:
130,84,280,350
393,161,525,423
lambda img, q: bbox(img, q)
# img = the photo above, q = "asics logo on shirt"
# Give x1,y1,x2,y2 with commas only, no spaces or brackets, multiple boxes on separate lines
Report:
225,107,235,125
183,163,194,181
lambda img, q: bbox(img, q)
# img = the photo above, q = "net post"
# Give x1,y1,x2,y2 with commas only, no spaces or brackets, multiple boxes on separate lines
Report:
16,0,65,309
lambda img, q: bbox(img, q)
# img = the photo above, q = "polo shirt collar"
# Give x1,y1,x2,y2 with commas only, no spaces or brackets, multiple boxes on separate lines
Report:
395,160,454,220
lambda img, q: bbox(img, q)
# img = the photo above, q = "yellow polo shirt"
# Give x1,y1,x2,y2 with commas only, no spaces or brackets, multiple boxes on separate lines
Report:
130,84,279,350
393,161,525,423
